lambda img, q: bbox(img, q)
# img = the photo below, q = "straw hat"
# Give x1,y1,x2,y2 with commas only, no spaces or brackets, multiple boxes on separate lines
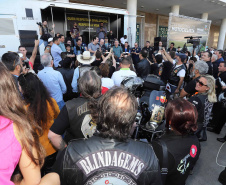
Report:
77,51,95,64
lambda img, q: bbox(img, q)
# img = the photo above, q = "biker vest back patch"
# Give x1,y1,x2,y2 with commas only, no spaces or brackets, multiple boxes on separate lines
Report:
77,149,146,185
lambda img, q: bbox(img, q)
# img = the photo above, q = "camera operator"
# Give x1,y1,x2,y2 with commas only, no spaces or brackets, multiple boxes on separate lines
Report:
38,21,54,47
52,87,162,185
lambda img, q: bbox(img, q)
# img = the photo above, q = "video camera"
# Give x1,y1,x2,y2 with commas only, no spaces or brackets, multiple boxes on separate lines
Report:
36,22,42,26
184,36,202,48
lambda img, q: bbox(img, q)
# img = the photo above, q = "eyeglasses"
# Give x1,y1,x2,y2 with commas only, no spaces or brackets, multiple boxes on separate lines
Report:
196,79,208,87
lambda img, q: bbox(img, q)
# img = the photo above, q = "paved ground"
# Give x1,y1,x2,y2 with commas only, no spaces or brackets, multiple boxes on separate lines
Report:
186,126,226,185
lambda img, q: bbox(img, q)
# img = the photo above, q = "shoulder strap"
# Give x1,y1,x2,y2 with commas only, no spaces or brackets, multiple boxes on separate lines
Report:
159,139,168,185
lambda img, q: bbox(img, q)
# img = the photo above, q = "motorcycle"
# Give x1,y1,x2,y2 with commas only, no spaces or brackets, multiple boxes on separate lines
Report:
121,74,168,142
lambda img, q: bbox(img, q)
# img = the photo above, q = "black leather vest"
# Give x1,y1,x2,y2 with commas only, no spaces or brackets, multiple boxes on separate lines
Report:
168,64,186,86
58,135,162,185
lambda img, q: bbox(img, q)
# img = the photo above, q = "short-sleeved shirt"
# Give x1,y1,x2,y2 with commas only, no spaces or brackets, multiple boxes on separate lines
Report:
70,27,79,38
88,42,99,56
111,68,137,86
96,27,107,40
51,43,62,67
59,42,66,52
120,37,127,44
101,77,114,89
131,47,141,64
172,61,186,78
113,46,123,58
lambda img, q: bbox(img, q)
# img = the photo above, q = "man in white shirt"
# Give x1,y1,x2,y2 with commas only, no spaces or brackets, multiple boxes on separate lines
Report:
163,49,186,94
111,58,137,86
120,35,127,45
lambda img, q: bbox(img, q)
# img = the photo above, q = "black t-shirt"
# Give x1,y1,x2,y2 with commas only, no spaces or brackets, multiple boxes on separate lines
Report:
152,131,200,185
184,77,199,96
91,59,103,67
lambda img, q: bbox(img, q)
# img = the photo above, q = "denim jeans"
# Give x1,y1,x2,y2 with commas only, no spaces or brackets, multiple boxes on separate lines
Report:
39,39,48,47
57,100,65,110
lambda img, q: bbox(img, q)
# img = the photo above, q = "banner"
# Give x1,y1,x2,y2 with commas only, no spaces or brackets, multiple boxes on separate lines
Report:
167,13,211,52
136,24,140,44
159,26,168,38
66,14,109,34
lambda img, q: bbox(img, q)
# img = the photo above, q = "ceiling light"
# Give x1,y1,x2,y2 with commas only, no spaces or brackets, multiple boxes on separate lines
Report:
122,2,127,4
156,8,159,11
141,6,144,8
211,0,215,2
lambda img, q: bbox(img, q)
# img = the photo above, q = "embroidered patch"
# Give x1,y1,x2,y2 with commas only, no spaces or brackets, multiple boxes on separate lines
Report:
190,145,197,158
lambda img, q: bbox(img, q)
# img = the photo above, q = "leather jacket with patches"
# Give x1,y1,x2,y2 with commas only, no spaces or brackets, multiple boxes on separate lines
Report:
53,135,162,185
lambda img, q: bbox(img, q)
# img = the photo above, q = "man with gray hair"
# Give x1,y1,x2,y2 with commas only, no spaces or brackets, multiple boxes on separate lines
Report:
38,53,67,110
180,60,209,98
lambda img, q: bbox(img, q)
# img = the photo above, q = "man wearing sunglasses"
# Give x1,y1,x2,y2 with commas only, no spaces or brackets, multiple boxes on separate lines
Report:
180,60,209,98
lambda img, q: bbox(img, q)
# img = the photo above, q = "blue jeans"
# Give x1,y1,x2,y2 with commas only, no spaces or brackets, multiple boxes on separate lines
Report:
57,100,65,111
39,39,48,47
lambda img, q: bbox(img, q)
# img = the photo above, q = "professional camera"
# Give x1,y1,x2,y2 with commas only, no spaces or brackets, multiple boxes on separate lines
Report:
36,22,42,26
184,36,202,48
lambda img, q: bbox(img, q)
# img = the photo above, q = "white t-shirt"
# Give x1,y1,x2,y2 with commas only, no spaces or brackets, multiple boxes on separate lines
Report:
120,37,127,45
111,69,137,86
101,78,114,89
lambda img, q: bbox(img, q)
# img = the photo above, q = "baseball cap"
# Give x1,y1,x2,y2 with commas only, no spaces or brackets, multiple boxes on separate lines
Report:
176,53,187,62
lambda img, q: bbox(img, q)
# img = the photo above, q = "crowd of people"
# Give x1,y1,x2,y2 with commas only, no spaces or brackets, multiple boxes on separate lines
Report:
0,19,226,185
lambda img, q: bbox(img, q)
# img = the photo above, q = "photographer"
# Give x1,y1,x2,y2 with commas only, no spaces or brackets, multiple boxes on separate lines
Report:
96,22,107,40
38,21,54,47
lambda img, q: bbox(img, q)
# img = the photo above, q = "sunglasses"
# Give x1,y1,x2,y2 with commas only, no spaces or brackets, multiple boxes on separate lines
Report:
196,79,208,87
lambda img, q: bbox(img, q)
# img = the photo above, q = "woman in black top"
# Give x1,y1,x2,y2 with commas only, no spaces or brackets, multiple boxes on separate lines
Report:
152,98,200,185
188,75,217,141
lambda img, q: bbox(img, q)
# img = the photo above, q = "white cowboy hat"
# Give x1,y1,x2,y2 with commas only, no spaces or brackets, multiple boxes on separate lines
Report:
77,51,95,64
48,38,53,42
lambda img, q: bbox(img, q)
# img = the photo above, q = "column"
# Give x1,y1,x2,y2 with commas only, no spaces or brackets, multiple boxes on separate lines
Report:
217,18,226,50
201,13,208,20
171,5,180,15
127,0,137,46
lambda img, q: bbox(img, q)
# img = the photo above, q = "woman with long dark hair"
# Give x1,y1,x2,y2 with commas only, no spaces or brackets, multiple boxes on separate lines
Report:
18,72,60,175
0,62,59,184
152,98,200,185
